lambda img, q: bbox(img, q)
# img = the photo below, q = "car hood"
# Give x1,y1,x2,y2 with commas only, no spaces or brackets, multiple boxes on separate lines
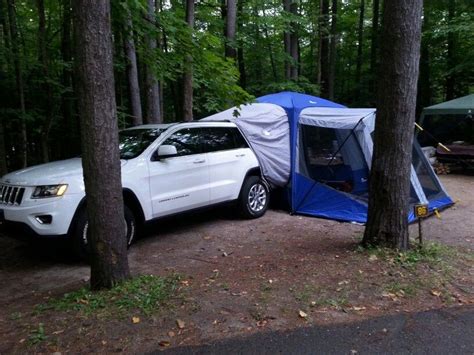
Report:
1,158,128,186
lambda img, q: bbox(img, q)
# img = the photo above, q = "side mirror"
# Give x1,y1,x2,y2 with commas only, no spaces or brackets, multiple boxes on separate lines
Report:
153,145,178,160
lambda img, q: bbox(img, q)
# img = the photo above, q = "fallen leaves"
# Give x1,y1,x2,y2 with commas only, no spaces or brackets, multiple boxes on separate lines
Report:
158,340,170,347
431,290,442,297
176,319,185,329
351,306,366,311
368,254,378,262
132,316,140,324
298,310,308,318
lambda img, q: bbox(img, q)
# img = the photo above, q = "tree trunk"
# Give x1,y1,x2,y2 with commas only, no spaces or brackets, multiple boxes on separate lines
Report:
73,0,130,290
328,0,338,100
319,0,330,97
7,0,27,168
60,0,78,158
237,0,246,88
144,0,161,123
369,0,379,100
123,8,143,126
262,6,278,82
225,0,237,60
355,0,365,102
289,1,299,80
0,120,7,176
362,0,423,250
182,0,194,122
37,0,55,163
283,0,291,80
417,15,432,115
445,0,455,101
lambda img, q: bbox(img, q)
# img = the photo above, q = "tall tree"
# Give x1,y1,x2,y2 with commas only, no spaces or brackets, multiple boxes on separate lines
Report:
289,0,299,80
363,0,423,250
445,0,456,100
328,0,338,100
73,0,130,289
319,0,330,97
144,0,162,123
237,0,246,88
283,0,291,80
60,0,76,157
37,0,55,162
369,0,380,98
123,4,143,126
225,0,237,60
7,0,27,168
0,120,7,176
355,0,365,102
183,0,194,121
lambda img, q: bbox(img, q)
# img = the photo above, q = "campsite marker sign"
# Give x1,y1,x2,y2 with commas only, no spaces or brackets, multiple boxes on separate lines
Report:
414,203,429,247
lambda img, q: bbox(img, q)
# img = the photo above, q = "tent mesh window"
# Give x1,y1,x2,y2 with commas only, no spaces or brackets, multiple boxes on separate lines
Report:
300,125,369,197
412,141,444,200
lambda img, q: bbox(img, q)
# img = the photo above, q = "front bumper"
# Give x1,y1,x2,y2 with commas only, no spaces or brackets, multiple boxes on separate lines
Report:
0,193,83,237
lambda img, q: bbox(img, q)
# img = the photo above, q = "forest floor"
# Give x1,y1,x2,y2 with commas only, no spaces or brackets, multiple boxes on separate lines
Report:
0,175,472,353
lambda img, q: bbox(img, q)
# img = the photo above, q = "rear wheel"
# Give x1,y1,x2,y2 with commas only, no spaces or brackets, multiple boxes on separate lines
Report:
238,176,269,219
71,205,136,259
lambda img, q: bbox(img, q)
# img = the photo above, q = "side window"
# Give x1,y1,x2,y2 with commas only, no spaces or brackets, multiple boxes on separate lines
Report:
201,127,237,153
161,128,201,156
232,128,249,149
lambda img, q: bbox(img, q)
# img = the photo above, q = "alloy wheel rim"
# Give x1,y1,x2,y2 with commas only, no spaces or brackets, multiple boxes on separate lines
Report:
248,183,266,212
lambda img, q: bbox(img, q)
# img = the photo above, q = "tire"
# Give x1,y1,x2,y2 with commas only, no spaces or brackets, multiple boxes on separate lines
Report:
71,205,136,259
238,176,269,219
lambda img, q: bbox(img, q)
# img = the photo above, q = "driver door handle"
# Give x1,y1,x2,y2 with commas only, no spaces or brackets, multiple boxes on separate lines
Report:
193,159,205,164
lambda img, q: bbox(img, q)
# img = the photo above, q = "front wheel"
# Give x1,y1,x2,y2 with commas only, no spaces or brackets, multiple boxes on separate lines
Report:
71,205,136,259
238,176,269,219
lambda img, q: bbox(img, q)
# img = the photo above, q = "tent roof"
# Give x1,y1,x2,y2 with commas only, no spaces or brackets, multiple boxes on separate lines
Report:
423,94,474,115
257,91,345,117
299,107,376,130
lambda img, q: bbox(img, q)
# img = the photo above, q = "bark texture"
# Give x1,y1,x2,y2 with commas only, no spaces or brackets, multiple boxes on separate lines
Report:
37,0,55,163
144,0,162,123
123,9,143,126
182,0,194,122
7,0,27,168
225,0,237,59
355,0,365,102
369,0,379,98
328,0,337,100
362,0,423,250
237,0,246,88
445,0,455,101
73,0,130,289
319,0,330,97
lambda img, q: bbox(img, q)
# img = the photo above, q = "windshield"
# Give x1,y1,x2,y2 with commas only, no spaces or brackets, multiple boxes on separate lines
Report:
119,128,165,159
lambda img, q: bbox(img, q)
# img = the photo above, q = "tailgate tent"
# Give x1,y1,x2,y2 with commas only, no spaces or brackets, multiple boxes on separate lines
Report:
203,91,453,223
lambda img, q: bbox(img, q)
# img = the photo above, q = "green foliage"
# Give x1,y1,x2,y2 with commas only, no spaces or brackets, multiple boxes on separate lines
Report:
28,323,47,345
0,0,472,169
37,274,182,317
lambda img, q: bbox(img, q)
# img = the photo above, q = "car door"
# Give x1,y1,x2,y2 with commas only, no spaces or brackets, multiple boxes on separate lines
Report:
201,127,251,204
148,128,210,218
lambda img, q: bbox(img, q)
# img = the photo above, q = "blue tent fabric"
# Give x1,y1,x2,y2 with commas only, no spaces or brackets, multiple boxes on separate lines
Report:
254,91,453,224
257,92,347,212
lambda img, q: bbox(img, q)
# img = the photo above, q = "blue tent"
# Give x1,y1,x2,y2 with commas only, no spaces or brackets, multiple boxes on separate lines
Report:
256,91,453,223
204,91,453,223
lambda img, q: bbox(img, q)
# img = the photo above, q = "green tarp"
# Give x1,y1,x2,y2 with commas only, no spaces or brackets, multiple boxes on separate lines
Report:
423,94,474,115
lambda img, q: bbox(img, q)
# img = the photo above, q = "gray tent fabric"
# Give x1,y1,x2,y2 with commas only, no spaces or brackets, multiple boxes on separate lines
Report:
201,103,291,187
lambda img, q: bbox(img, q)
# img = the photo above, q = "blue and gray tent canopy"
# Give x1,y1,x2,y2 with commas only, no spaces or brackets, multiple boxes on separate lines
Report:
203,91,453,223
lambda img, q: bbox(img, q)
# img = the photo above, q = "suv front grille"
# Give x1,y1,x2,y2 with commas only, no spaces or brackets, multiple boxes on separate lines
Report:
0,184,26,205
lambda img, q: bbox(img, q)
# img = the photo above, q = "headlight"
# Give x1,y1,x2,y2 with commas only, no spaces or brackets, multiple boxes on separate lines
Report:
31,184,68,199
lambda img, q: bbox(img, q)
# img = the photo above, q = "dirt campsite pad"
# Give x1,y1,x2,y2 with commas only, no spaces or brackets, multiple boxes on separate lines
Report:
0,175,473,353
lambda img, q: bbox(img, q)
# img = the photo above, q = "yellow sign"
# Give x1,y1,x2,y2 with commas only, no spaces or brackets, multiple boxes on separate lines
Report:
414,204,429,218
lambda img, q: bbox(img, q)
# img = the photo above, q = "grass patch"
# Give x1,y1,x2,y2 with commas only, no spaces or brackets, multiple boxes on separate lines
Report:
28,323,47,345
37,274,182,317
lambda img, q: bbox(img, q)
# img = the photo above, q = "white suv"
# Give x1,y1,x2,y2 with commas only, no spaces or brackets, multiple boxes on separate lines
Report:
0,122,269,255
